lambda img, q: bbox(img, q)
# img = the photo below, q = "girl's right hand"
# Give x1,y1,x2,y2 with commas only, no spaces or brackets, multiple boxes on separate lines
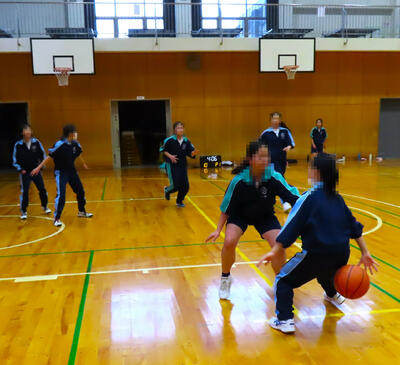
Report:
358,253,379,275
170,155,179,164
257,252,274,267
205,231,220,243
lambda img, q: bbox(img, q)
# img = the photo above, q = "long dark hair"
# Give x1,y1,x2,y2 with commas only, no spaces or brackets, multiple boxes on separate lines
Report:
232,140,267,174
312,153,338,196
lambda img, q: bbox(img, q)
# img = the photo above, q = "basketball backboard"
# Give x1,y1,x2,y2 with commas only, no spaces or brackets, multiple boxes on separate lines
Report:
30,38,95,75
259,38,315,73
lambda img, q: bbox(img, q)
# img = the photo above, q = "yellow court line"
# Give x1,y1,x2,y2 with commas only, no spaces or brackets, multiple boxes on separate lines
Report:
302,308,400,320
186,196,274,288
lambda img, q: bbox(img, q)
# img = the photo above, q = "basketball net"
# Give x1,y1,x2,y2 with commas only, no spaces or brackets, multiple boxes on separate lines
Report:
283,65,299,80
54,67,71,86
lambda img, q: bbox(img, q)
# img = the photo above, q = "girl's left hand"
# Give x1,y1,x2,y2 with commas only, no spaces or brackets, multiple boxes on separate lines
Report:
283,146,291,152
83,163,89,170
257,252,274,268
191,149,199,157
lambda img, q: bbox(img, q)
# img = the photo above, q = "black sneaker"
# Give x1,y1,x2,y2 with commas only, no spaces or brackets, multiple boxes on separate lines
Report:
164,187,170,201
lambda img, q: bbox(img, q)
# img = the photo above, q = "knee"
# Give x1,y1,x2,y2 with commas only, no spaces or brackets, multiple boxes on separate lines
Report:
223,238,238,251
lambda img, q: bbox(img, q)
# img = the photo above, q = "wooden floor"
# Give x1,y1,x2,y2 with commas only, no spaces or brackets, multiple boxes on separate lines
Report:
0,161,399,364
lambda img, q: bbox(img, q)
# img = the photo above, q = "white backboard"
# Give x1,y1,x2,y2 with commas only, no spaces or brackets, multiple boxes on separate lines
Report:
259,38,315,73
30,38,95,75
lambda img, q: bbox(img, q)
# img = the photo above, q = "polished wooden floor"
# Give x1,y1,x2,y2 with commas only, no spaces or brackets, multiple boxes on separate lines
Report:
0,161,399,364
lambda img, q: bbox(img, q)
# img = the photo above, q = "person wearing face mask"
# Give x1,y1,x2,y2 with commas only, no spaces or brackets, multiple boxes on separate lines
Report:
12,124,51,219
31,124,92,227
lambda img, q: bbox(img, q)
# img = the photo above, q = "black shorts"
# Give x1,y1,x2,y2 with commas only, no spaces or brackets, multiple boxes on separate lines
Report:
227,215,281,238
311,143,323,153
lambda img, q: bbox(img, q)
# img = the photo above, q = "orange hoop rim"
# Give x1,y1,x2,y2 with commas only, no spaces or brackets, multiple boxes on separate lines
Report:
54,67,72,74
283,65,299,71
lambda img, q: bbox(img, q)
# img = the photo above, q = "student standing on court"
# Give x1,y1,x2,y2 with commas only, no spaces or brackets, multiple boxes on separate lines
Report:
205,141,300,300
260,112,295,212
257,153,378,334
160,121,198,207
310,118,327,157
31,124,92,226
12,125,52,220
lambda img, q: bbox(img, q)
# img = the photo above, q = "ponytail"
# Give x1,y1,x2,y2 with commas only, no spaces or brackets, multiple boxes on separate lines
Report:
312,153,338,196
232,140,266,175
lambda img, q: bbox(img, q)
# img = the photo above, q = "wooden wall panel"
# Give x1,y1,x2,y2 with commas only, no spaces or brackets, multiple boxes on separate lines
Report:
1,51,399,167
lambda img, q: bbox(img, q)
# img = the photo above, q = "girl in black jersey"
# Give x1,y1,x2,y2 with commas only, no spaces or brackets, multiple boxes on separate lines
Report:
205,141,300,300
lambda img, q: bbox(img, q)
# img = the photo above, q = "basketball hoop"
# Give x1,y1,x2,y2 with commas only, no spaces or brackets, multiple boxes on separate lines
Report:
54,67,71,86
283,65,299,80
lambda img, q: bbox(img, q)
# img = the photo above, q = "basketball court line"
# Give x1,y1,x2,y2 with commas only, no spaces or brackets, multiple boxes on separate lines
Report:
0,215,65,250
1,258,399,306
101,177,107,201
0,193,225,208
185,195,400,307
68,251,93,365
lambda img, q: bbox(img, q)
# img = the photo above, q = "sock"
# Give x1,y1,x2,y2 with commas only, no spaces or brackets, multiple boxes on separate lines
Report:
222,272,230,278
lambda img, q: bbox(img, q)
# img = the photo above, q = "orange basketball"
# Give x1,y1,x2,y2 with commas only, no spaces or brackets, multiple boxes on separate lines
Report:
334,265,370,299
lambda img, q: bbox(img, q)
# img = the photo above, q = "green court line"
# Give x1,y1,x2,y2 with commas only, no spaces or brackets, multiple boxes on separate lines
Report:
208,180,226,192
347,201,400,230
208,179,400,273
349,243,400,272
68,250,94,365
101,177,107,201
345,196,400,219
0,239,266,259
370,282,400,304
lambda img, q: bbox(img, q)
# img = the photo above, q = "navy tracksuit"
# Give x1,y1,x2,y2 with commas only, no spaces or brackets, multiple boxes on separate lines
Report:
49,139,86,220
12,138,48,213
311,127,327,153
274,184,364,320
160,135,195,204
220,166,300,236
260,128,295,175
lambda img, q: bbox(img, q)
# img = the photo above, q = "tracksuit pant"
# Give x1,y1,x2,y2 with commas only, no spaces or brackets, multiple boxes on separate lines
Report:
54,169,86,220
165,162,189,204
272,160,288,205
19,172,48,213
274,248,350,320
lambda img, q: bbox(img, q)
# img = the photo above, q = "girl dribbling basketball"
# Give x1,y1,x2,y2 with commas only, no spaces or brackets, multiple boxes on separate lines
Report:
258,153,378,334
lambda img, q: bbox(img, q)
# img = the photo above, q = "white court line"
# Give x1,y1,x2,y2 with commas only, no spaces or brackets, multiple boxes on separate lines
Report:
0,215,65,251
0,260,261,283
14,275,58,282
0,194,224,208
297,186,400,210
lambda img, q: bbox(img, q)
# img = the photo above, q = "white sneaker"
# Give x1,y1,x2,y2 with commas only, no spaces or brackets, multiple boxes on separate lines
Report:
269,317,296,334
20,212,27,220
54,219,63,227
324,293,345,306
282,202,292,213
219,275,232,300
77,211,93,218
43,207,52,214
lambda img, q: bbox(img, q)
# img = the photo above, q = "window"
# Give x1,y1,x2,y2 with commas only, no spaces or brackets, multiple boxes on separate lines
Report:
198,0,267,37
95,0,170,38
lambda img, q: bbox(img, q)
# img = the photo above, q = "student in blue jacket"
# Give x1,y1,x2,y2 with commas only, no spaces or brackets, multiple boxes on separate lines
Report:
310,118,327,157
160,122,198,207
260,112,295,212
31,124,92,227
12,125,51,219
258,153,378,334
